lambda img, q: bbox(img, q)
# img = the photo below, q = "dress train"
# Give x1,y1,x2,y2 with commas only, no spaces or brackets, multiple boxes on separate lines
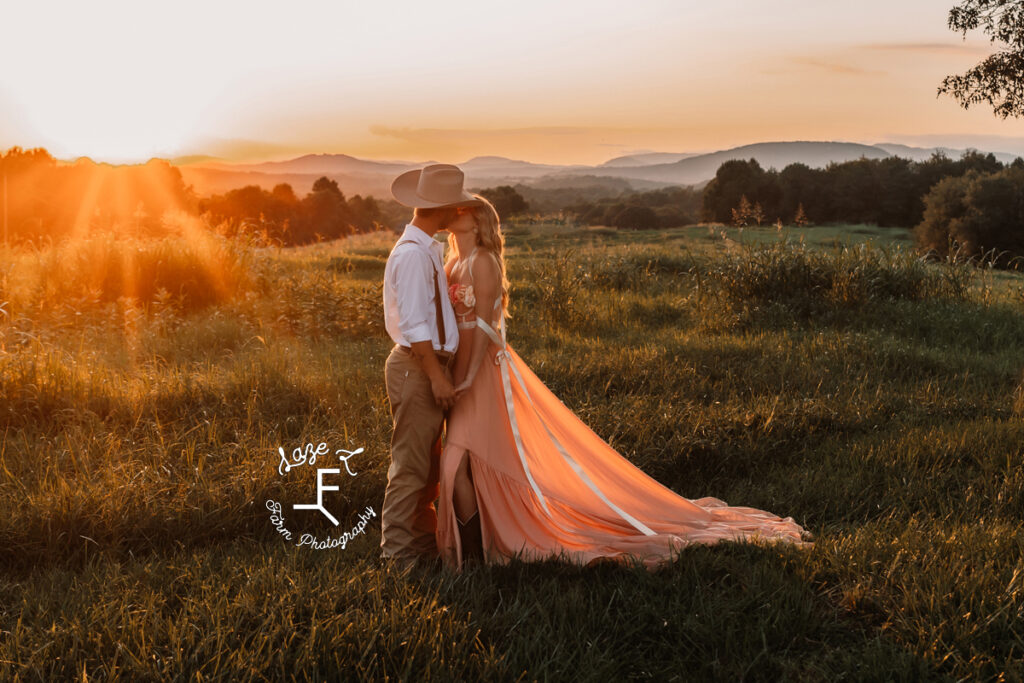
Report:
436,278,811,573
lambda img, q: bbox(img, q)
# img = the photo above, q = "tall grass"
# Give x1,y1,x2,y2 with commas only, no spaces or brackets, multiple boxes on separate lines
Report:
1,224,1023,680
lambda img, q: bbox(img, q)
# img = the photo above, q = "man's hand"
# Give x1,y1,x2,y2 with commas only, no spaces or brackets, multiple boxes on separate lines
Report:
430,372,458,411
410,340,457,410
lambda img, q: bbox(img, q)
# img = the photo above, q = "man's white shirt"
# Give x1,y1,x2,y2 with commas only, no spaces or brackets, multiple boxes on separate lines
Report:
383,223,459,354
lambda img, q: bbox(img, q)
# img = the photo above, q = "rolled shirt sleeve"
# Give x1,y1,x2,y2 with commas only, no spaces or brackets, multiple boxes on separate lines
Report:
393,246,436,344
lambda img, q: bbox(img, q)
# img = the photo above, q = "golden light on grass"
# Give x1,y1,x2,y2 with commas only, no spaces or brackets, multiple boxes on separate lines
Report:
0,153,250,346
162,208,234,305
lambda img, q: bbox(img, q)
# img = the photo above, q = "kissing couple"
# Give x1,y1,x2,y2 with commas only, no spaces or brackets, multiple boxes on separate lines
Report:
379,163,812,573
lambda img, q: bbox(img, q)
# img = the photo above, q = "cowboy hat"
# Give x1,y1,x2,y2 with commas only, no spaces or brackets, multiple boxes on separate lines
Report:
391,163,484,208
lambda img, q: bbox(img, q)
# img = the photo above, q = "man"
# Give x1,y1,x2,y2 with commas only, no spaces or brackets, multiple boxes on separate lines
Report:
380,163,483,570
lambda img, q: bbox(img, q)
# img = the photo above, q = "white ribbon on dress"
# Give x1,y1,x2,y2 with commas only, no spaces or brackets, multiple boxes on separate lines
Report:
475,310,656,537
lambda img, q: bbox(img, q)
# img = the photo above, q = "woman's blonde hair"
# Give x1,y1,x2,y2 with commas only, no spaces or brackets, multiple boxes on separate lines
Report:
449,194,512,320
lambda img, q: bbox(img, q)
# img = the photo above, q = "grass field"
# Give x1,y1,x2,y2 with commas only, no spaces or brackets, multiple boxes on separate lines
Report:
1,220,1023,681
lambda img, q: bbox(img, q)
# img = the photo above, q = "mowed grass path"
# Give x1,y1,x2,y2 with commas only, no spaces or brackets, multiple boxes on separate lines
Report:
1,222,1023,680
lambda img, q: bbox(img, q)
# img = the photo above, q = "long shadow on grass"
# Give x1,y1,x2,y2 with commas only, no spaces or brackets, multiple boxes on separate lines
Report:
404,542,942,680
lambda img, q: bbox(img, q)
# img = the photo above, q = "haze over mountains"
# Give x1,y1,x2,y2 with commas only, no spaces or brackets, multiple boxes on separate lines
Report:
168,140,1024,199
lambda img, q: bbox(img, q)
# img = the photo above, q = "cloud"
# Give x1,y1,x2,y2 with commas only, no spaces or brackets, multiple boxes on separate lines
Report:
856,41,991,56
182,136,309,162
362,125,688,165
757,41,992,76
368,125,601,142
787,56,884,76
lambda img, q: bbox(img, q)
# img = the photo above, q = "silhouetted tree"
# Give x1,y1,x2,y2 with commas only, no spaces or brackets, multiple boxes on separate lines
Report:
347,194,382,231
778,162,821,223
826,157,884,225
939,0,1024,118
272,183,298,203
301,176,353,240
479,185,529,218
312,176,344,196
915,166,1024,266
703,158,781,223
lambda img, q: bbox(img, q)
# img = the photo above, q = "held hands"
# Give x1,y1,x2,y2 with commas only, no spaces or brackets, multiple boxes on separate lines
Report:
432,373,472,409
429,372,458,411
453,374,475,399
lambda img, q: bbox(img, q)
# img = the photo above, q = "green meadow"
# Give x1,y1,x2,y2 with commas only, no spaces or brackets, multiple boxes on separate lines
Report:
1,220,1023,681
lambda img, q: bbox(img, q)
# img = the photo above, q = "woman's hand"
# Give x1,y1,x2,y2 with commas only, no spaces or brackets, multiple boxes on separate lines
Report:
454,373,475,397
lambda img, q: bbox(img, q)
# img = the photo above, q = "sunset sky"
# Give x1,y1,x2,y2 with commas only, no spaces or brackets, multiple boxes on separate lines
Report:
2,0,1023,166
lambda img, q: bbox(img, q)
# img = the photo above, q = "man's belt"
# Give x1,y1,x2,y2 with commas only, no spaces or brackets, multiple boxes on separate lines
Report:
398,344,454,368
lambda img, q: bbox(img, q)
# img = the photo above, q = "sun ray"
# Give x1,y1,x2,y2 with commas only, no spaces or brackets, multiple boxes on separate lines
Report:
138,161,233,305
4,155,48,244
67,163,107,245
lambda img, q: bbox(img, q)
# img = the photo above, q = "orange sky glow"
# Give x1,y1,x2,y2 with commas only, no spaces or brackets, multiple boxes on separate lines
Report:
2,0,1024,166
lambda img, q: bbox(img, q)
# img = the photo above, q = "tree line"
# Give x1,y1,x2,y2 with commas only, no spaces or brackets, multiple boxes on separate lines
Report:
198,177,386,244
556,150,1020,231
700,150,1017,228
554,151,1024,266
0,147,195,244
0,146,393,247
4,145,1024,264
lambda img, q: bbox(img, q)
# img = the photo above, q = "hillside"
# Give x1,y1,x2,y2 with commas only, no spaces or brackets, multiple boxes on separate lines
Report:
171,139,1024,199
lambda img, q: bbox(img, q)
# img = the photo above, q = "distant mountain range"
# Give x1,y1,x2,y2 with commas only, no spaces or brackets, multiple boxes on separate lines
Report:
169,140,1024,199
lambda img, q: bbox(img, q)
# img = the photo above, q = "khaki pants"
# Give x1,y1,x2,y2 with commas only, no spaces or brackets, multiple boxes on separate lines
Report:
381,344,453,560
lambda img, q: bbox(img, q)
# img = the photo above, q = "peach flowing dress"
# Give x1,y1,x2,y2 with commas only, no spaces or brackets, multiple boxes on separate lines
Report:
437,247,812,573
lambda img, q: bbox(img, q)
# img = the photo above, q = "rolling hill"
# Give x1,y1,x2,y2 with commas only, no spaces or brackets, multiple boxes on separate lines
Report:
171,140,1023,199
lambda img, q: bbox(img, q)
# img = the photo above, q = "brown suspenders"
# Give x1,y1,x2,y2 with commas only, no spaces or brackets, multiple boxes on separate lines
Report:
395,239,446,346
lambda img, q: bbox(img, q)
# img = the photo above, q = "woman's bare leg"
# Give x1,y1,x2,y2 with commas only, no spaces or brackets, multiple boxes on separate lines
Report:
453,450,478,524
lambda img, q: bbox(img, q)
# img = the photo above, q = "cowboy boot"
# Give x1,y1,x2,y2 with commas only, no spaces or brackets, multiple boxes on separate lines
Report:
457,510,483,564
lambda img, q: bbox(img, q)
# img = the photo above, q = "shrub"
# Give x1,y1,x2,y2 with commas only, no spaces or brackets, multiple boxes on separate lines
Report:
611,205,659,230
915,166,1024,268
708,239,976,321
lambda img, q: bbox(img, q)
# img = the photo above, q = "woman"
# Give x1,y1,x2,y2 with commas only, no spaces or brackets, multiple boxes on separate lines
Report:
436,195,812,572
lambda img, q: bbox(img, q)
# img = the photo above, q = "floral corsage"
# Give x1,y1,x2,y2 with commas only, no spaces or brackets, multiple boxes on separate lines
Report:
448,283,476,307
